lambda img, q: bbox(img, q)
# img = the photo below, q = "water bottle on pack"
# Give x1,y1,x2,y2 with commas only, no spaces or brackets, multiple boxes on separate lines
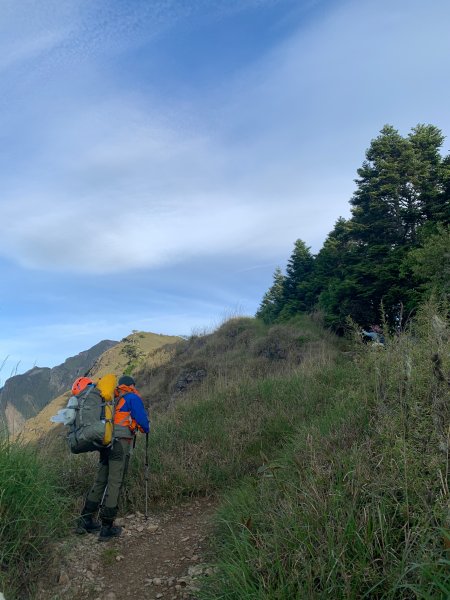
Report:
50,396,78,425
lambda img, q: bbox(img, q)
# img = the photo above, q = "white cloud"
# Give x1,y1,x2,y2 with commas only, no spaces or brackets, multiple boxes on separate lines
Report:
0,92,316,272
1,0,449,274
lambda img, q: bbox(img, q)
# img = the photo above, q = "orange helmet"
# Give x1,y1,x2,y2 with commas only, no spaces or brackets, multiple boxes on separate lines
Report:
71,376,93,395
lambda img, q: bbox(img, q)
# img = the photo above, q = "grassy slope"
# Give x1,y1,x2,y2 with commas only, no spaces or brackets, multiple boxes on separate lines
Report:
199,308,450,599
39,315,339,505
1,312,448,599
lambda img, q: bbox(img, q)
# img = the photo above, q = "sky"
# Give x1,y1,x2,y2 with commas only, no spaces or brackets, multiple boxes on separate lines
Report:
1,0,450,377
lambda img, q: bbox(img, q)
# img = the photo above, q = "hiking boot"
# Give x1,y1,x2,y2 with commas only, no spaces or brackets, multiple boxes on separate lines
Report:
75,515,101,535
98,523,122,542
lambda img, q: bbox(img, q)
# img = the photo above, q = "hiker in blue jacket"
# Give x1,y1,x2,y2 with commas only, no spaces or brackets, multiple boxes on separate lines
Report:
77,375,150,541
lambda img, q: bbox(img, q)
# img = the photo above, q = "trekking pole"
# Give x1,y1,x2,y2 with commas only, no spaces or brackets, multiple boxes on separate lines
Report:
145,432,149,520
99,485,108,513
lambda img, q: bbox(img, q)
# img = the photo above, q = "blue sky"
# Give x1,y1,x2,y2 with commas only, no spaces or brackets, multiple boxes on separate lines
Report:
1,0,449,377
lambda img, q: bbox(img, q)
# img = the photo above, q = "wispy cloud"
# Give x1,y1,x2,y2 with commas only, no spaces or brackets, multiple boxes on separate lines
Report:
1,0,449,277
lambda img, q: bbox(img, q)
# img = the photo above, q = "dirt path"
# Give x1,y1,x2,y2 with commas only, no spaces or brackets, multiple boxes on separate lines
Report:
37,498,217,600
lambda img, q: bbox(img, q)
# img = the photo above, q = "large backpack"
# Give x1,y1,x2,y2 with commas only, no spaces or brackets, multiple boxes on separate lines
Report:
67,373,116,454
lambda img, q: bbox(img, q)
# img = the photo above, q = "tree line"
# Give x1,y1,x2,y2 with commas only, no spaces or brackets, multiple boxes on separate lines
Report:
257,124,450,331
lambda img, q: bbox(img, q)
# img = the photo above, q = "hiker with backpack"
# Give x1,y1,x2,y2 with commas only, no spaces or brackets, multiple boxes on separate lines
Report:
76,374,150,541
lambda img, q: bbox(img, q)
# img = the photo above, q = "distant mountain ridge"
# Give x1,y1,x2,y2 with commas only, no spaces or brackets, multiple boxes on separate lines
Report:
0,339,118,435
11,331,181,442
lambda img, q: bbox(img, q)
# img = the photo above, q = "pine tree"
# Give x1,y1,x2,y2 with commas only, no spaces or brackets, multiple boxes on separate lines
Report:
344,124,447,325
255,124,449,331
256,267,285,324
279,239,314,317
408,124,448,225
312,219,361,330
407,224,450,300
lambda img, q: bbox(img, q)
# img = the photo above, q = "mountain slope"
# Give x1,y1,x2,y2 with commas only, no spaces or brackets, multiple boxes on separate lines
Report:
0,340,117,435
17,331,180,442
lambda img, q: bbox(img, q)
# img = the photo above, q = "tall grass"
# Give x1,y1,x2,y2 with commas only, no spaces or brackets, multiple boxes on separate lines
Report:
6,309,447,598
125,358,350,507
199,304,449,599
0,438,71,599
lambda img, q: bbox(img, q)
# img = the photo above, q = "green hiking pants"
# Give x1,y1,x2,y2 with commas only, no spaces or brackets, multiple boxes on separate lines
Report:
86,437,133,521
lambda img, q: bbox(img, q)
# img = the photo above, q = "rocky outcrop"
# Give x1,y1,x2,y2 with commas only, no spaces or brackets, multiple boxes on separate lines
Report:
174,368,207,394
4,401,26,437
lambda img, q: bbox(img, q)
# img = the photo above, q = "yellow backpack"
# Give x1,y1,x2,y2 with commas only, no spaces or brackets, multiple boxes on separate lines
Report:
67,373,117,453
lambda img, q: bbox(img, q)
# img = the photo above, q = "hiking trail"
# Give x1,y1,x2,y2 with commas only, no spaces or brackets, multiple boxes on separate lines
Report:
36,498,216,600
